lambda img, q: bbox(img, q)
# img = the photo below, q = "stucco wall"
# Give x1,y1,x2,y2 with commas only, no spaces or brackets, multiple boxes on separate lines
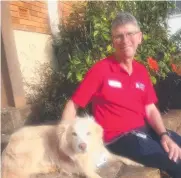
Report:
13,30,53,99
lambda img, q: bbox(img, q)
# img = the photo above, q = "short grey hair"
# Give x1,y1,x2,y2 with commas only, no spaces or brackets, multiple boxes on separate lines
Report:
111,12,140,31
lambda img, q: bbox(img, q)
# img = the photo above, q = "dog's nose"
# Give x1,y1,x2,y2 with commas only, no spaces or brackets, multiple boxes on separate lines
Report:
79,143,87,151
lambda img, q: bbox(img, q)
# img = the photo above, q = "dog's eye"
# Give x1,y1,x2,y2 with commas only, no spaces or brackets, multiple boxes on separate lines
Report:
87,132,91,135
72,132,77,136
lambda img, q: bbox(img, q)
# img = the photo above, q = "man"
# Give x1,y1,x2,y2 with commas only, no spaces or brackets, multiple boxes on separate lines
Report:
61,12,181,177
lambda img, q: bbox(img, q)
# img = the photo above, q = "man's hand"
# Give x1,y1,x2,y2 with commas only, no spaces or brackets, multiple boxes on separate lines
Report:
145,104,181,162
161,135,181,163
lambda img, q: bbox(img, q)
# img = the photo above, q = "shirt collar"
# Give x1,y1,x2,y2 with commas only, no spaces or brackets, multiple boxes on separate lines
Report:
109,55,137,75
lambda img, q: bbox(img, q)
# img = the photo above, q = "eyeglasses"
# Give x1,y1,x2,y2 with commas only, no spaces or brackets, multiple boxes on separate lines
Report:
112,31,140,42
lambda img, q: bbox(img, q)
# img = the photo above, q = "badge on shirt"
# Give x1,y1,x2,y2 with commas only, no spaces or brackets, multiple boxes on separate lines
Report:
135,82,145,91
108,80,122,88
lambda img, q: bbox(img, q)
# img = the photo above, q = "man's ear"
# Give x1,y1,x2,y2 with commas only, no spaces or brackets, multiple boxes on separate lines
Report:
138,31,143,45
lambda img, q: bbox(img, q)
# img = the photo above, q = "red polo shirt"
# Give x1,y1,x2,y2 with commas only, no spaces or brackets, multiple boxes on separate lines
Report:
71,55,158,143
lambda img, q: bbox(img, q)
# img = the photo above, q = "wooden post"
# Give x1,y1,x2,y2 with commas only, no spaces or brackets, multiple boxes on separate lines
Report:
1,1,26,108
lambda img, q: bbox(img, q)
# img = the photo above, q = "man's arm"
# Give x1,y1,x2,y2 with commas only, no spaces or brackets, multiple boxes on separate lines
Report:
61,100,79,121
145,104,181,162
145,103,167,135
61,61,103,122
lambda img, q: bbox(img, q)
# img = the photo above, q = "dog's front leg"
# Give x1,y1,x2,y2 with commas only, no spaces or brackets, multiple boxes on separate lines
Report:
108,153,144,167
116,155,143,167
77,161,102,178
82,169,102,178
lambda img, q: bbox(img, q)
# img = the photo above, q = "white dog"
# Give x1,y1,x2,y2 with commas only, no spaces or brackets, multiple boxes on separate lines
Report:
2,115,142,178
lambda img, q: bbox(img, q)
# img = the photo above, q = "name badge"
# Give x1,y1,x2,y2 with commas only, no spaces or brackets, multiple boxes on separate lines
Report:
108,80,122,88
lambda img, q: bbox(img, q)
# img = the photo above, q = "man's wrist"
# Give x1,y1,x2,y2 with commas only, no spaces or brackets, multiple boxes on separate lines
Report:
159,131,170,140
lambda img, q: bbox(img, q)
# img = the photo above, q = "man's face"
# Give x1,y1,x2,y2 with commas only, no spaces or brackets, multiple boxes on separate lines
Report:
112,23,142,60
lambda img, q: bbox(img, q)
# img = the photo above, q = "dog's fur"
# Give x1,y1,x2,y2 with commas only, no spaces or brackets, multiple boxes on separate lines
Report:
2,115,143,178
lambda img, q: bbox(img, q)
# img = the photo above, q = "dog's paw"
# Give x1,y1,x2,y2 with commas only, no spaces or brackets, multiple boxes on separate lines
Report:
84,172,102,178
115,156,144,167
132,162,144,167
48,166,60,173
61,169,73,177
88,175,102,178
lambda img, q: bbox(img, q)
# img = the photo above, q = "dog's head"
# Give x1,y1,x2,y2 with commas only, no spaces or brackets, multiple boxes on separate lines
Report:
57,115,103,155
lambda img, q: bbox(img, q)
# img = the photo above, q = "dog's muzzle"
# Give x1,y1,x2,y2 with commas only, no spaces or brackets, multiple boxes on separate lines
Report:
78,143,87,151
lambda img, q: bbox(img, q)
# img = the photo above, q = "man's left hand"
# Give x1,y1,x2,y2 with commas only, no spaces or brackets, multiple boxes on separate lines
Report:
161,135,181,163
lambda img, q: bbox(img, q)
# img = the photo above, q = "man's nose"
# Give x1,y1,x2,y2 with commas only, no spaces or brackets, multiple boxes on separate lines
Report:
121,34,129,43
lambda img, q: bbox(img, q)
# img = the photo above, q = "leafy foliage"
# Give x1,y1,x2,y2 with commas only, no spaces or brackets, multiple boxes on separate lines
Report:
53,1,179,85
30,1,181,121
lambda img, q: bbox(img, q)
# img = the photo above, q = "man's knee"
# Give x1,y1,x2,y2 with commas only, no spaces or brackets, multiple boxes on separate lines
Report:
141,154,181,178
170,160,181,178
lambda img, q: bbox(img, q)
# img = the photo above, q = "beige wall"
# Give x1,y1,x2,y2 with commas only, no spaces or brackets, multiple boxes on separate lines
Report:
13,30,53,99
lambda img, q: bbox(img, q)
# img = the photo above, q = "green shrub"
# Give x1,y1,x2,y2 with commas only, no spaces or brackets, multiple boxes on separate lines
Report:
30,1,180,121
53,1,179,83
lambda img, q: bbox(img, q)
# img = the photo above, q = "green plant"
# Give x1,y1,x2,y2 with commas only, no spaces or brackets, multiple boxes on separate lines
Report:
53,1,179,84
30,1,180,121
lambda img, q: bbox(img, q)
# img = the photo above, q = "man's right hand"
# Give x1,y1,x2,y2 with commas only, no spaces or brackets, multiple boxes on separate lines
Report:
161,135,181,163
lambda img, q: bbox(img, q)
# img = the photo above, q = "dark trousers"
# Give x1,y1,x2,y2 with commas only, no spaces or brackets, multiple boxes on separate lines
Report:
106,127,181,178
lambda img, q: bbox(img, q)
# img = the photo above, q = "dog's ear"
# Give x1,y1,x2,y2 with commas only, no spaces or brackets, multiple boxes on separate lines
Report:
56,122,70,149
95,123,103,139
56,123,67,135
56,121,75,155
